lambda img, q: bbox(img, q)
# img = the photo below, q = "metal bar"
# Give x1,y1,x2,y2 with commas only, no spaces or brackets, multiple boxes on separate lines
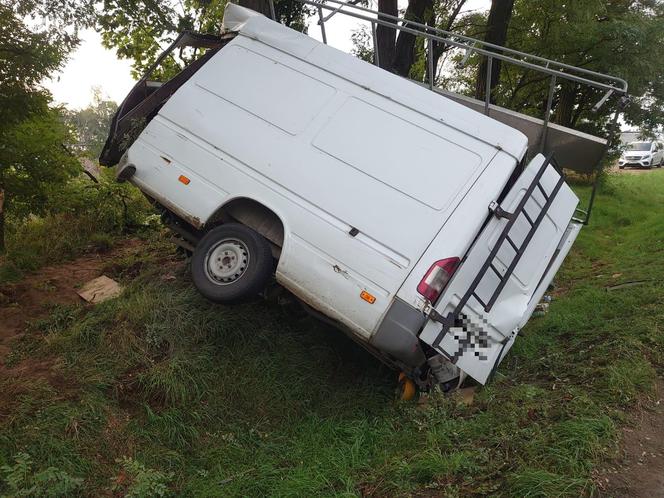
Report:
371,21,379,67
428,38,435,90
484,56,492,115
292,0,628,94
522,209,534,226
592,89,614,113
506,236,519,253
318,0,361,24
584,100,625,224
269,0,276,20
318,5,327,44
536,182,548,200
539,74,556,153
471,293,487,310
489,264,503,277
485,175,565,311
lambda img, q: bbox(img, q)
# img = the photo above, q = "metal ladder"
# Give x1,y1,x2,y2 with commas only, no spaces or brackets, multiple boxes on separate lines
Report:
428,154,564,347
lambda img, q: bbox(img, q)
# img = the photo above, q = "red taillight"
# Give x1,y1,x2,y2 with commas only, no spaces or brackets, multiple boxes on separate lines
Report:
417,257,460,302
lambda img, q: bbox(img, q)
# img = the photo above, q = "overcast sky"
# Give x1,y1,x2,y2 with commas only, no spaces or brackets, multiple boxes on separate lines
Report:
44,0,491,110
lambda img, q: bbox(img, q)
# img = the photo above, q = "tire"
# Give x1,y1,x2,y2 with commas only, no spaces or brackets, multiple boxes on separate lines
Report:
191,223,273,303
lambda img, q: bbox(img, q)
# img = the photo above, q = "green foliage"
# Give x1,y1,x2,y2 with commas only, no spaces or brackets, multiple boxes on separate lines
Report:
0,109,80,219
0,0,93,250
111,457,174,498
454,0,664,134
350,26,374,64
96,0,312,80
64,89,118,159
0,452,83,497
0,171,151,282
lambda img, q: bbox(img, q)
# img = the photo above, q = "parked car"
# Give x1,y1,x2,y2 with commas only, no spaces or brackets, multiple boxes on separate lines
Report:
100,5,585,394
619,141,664,169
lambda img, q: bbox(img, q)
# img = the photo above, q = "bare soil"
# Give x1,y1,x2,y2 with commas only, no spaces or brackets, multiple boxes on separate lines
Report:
0,239,144,384
598,380,664,498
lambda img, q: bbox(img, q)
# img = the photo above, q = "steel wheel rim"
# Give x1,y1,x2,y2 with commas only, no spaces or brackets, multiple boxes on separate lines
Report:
204,238,250,285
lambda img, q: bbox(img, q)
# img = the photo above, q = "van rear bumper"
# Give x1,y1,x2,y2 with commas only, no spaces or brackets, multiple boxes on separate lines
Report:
370,299,427,368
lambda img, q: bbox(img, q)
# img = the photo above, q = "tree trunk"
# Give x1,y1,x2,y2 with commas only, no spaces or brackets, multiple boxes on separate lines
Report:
428,0,468,81
393,0,434,77
239,0,273,18
376,0,398,70
475,0,515,102
0,189,5,254
554,83,576,127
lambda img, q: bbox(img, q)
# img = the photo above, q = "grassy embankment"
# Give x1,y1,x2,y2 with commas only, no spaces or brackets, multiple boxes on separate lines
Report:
1,170,663,497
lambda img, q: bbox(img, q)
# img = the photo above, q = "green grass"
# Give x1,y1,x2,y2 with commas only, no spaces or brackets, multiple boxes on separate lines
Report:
2,170,664,497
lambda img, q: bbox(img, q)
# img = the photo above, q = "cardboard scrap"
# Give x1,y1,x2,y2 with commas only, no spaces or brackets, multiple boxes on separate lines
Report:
77,275,123,304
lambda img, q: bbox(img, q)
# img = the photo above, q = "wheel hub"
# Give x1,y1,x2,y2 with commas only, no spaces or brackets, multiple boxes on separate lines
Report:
205,239,250,284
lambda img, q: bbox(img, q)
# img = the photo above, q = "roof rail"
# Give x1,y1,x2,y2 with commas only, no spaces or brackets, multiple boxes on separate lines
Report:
264,0,628,224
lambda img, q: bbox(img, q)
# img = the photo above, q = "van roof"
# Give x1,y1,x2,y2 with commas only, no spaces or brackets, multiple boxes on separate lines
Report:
222,4,528,160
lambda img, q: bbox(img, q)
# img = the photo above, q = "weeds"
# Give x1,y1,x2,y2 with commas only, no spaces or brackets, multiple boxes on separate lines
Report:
110,457,174,498
0,172,152,284
0,452,83,497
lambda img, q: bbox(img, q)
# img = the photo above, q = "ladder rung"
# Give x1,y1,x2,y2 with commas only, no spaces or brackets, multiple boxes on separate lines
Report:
522,209,534,226
506,236,519,252
471,293,486,309
536,182,549,201
489,263,504,278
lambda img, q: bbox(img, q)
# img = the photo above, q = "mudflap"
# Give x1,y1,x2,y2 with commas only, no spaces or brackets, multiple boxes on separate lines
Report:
419,153,581,385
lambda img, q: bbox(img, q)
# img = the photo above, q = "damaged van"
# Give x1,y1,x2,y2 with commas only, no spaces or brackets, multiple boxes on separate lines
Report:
100,4,627,395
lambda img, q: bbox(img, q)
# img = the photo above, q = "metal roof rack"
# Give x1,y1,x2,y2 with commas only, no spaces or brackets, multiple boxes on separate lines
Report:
266,0,629,224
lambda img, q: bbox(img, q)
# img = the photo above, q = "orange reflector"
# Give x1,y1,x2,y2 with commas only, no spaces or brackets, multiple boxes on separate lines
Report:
178,175,190,185
360,290,376,304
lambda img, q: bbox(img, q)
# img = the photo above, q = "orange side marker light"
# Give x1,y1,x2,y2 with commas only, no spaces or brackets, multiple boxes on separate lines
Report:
178,175,191,185
360,290,376,304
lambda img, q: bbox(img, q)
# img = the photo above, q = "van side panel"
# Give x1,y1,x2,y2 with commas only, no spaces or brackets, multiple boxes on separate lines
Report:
124,35,508,337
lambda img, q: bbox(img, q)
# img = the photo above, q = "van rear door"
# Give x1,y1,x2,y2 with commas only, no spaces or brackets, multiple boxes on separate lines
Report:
419,153,581,384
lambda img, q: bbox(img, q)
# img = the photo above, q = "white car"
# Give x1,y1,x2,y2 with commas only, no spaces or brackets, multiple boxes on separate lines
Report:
100,5,583,392
619,141,664,169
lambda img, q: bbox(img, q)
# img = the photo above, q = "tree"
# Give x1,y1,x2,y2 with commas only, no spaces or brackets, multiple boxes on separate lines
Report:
474,0,515,101
376,0,398,70
368,0,468,77
96,0,312,79
392,0,435,77
65,89,119,159
0,0,89,251
0,110,80,250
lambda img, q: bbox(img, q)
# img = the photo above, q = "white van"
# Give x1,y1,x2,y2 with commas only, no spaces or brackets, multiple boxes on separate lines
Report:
101,5,583,393
619,141,663,169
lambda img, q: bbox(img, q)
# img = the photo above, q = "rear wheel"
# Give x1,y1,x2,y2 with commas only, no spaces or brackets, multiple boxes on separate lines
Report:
191,223,273,303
